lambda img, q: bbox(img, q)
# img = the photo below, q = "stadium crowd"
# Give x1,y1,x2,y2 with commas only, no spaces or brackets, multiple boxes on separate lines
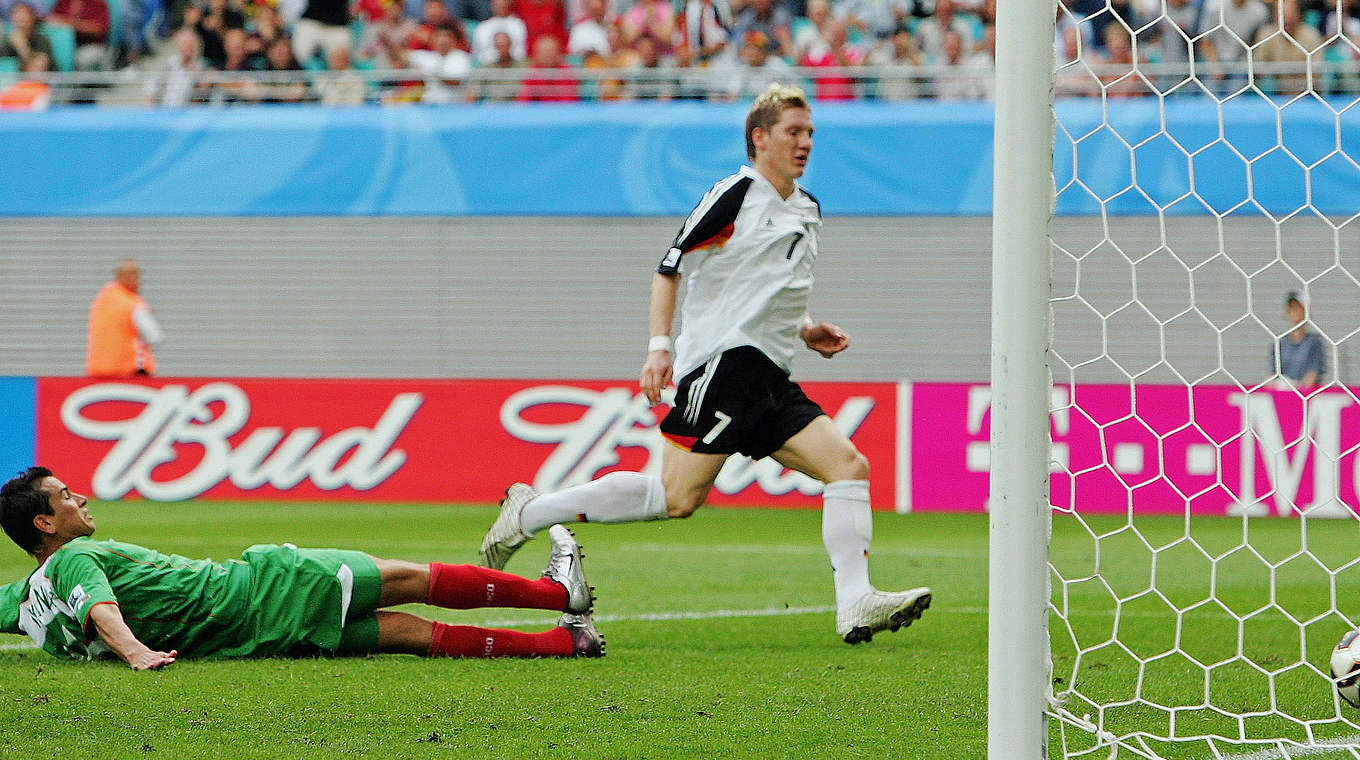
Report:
0,0,1358,105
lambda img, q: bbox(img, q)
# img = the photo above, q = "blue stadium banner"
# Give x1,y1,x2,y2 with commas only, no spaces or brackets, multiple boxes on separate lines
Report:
1,100,1355,216
0,377,36,478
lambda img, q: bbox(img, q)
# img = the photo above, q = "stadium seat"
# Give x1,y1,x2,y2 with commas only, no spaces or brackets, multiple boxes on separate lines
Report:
40,22,75,71
0,56,17,72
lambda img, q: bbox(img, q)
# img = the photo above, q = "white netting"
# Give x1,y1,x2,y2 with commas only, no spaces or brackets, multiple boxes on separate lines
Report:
1049,1,1360,758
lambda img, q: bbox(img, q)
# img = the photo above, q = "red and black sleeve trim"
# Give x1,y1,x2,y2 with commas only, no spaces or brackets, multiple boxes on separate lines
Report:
658,176,753,274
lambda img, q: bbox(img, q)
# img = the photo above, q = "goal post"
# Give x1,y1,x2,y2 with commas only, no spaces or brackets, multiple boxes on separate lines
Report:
988,0,1057,757
990,0,1360,755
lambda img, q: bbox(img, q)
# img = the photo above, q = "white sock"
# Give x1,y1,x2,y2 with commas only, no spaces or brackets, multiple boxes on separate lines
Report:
822,479,874,611
520,472,668,536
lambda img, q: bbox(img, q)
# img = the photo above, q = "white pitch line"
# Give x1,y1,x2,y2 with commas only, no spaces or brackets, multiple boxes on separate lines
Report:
1204,736,1360,760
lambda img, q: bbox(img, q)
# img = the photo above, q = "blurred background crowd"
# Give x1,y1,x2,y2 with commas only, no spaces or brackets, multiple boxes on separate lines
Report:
0,0,1357,106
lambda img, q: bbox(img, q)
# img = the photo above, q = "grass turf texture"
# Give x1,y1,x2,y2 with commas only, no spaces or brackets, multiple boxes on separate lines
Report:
0,502,1357,758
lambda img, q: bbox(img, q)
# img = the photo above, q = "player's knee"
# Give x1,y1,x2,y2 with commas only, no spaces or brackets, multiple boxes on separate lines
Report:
827,449,869,483
666,491,704,518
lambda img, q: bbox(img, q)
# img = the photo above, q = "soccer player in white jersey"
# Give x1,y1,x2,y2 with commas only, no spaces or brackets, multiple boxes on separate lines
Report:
480,83,931,644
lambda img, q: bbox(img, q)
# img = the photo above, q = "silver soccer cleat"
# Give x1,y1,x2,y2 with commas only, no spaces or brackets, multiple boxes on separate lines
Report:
542,524,595,614
557,613,606,658
479,482,538,570
836,587,932,645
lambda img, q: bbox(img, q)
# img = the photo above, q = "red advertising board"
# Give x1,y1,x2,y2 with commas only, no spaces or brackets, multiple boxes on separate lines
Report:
35,377,900,509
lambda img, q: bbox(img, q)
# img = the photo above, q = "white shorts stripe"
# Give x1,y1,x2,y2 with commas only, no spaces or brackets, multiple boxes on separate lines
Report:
685,353,722,426
336,563,354,624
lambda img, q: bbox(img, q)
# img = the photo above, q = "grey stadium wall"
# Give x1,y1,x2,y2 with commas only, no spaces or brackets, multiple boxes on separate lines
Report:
3,216,1359,385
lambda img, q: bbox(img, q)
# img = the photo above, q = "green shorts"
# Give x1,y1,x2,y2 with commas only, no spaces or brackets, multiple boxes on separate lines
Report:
218,544,383,658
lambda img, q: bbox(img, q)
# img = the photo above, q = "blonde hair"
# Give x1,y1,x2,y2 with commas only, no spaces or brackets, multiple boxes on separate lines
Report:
745,83,809,159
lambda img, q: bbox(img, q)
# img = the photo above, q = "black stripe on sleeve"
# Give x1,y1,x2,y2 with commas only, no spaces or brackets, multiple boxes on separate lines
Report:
799,187,821,217
658,176,753,274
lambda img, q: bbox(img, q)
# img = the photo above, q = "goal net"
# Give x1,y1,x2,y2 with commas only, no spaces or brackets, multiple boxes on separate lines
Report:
1044,1,1360,758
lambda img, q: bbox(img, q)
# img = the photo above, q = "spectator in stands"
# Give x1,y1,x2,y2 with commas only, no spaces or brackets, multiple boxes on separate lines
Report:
629,32,679,99
117,0,163,67
0,2,54,70
472,0,527,64
680,0,730,63
933,28,987,99
253,35,308,101
915,0,975,63
1139,0,1198,91
87,259,164,379
352,0,389,23
470,29,523,99
971,20,994,96
46,0,108,69
518,33,577,99
793,0,830,61
833,0,909,42
411,23,471,101
1253,0,1325,95
190,0,245,69
1198,0,1270,93
1055,14,1100,96
514,0,567,54
215,24,257,69
1099,22,1150,97
244,3,286,62
146,26,206,106
800,18,863,100
410,0,467,51
567,0,613,58
729,0,789,58
292,0,351,66
376,45,426,101
620,0,674,51
206,25,259,101
0,0,45,19
1324,0,1360,91
865,22,921,100
1269,291,1327,390
317,44,368,104
720,29,789,99
0,49,51,109
583,21,637,98
358,0,417,65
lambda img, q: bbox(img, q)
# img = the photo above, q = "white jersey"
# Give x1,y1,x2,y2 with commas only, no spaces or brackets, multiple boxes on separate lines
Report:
659,165,823,380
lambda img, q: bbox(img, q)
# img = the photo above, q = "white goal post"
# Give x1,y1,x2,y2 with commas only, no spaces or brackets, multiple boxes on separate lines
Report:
990,0,1360,757
988,0,1057,757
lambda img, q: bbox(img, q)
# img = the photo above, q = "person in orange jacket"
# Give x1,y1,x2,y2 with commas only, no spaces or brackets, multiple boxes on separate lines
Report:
86,259,165,378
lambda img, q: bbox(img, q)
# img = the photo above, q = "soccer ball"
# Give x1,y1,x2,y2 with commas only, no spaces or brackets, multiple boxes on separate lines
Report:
1331,630,1360,707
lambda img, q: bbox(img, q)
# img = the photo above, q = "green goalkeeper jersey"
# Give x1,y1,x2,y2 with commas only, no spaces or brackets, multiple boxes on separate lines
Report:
0,537,251,661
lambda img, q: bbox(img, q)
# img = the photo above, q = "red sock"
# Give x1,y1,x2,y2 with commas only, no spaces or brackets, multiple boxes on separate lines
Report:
427,563,568,610
428,622,574,658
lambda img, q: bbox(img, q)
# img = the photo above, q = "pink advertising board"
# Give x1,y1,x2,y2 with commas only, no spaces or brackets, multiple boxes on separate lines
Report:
907,382,1359,517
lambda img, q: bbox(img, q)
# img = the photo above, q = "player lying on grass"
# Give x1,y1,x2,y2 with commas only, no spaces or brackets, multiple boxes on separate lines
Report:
480,83,930,645
0,467,603,670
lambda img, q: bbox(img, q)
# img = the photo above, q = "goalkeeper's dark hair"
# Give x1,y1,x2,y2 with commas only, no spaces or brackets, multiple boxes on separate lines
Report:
0,466,54,554
745,83,809,159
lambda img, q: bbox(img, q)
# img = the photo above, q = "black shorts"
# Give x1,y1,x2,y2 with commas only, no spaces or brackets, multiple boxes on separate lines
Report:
660,346,825,460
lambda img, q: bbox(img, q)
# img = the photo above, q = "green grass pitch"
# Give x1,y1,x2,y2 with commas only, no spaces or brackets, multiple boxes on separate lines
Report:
0,501,1358,759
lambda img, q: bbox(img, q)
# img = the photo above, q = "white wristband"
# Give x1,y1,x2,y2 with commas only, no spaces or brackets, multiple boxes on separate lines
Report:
648,335,673,354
